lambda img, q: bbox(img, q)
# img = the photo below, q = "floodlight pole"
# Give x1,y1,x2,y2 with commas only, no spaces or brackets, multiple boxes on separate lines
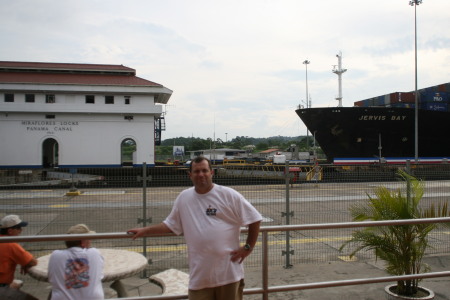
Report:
303,60,310,149
410,0,422,162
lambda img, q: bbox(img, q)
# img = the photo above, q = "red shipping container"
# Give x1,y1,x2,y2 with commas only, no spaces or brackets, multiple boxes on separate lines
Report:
400,92,415,103
390,92,416,104
390,92,400,103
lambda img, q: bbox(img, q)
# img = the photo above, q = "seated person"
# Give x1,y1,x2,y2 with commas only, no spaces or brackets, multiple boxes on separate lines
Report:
0,215,37,289
48,224,104,300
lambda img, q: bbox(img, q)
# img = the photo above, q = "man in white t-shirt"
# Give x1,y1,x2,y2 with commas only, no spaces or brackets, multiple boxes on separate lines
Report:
128,156,262,300
48,224,104,300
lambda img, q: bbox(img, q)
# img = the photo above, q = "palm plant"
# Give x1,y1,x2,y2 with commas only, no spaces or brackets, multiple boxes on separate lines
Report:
340,170,449,297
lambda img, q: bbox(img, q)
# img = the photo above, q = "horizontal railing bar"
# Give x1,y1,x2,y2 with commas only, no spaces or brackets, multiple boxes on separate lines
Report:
109,295,189,300
107,271,450,300
258,217,450,232
0,232,177,243
0,232,135,243
2,217,450,243
265,271,450,292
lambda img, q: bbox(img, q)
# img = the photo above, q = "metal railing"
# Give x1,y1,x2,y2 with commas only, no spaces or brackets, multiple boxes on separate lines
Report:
2,217,450,300
2,162,450,271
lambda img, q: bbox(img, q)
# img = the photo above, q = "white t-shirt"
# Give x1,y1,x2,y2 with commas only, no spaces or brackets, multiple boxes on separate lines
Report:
163,184,262,290
48,247,104,300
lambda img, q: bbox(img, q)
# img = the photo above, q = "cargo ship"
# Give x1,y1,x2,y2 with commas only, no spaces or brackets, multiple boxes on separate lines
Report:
296,56,450,164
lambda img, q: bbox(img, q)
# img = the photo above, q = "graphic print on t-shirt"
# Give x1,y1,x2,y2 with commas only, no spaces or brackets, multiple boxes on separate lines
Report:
64,258,90,289
205,205,217,216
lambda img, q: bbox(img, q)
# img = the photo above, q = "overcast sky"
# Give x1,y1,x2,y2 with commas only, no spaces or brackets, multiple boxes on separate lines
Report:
1,0,449,141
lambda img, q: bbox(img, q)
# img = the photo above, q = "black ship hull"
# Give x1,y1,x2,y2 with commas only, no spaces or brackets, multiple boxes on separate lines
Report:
295,107,450,162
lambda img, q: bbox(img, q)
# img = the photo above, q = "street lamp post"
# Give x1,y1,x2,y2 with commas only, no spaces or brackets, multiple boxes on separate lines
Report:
410,0,422,162
303,60,310,109
303,60,310,149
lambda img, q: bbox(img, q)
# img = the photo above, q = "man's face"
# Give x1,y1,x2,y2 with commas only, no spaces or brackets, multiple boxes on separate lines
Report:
7,226,23,236
189,159,214,191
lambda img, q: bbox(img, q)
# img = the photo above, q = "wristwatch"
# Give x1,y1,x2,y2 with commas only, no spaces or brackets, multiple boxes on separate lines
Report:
243,243,252,251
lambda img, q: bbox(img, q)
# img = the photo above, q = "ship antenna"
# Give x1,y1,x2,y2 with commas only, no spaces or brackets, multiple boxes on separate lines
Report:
332,51,347,107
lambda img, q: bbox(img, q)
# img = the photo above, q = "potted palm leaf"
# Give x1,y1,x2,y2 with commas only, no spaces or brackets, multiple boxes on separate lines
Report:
340,170,450,299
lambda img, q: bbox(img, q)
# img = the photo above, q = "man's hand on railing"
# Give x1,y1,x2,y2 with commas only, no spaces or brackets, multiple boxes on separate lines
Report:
127,222,174,240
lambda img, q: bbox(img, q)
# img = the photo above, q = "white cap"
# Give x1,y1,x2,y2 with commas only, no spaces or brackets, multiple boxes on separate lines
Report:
1,215,28,229
67,224,95,234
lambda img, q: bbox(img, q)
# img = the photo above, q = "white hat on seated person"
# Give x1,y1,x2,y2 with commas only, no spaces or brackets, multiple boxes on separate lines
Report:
0,215,28,229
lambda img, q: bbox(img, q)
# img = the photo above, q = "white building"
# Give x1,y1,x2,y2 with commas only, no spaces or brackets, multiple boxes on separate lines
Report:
0,61,172,168
188,148,247,161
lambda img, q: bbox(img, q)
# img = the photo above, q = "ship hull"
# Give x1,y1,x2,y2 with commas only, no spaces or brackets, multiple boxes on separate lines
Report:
295,107,450,162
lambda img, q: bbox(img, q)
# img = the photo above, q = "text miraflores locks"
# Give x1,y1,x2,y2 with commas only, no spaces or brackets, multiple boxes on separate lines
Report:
21,120,79,132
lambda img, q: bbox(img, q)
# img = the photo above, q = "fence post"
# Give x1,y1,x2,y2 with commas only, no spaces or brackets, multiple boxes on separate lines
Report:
281,160,294,268
138,162,153,277
406,160,411,202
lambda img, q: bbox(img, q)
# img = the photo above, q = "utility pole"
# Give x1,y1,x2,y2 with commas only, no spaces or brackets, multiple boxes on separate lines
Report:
410,0,422,162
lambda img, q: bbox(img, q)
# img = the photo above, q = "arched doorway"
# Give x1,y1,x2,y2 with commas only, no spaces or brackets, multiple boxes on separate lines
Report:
42,138,59,168
121,138,136,166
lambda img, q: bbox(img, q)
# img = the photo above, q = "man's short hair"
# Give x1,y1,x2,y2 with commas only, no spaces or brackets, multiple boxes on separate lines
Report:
189,156,212,172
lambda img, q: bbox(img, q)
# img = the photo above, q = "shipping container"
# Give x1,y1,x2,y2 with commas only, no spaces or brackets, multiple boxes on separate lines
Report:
353,83,450,108
384,94,391,105
389,92,415,104
391,103,415,108
423,90,449,103
445,83,450,93
424,102,448,111
438,84,447,92
401,92,415,103
375,96,385,106
390,92,400,103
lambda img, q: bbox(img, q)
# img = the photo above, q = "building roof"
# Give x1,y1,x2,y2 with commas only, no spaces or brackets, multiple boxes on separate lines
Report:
259,148,280,154
0,61,163,87
0,72,162,87
0,61,135,73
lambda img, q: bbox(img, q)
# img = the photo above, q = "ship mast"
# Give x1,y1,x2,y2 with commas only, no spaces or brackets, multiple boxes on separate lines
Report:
332,52,347,107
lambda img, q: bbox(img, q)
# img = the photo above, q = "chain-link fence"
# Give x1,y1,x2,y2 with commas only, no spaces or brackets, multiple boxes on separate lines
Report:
1,162,450,272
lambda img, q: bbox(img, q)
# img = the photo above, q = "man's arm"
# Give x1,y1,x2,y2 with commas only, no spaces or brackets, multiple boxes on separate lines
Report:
127,222,174,240
245,220,261,250
20,257,37,275
231,220,261,264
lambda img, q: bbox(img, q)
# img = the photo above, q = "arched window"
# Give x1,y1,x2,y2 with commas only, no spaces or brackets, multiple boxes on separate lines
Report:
121,138,136,166
42,138,59,168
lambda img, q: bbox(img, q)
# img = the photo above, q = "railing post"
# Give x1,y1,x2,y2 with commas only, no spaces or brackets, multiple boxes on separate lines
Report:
142,162,148,277
137,163,154,277
137,162,153,277
262,231,269,300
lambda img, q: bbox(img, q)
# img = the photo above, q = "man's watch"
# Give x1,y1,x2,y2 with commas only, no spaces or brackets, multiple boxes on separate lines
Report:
243,243,252,251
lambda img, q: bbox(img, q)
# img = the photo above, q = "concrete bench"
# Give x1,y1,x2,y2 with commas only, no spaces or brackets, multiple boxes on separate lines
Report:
149,269,189,297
